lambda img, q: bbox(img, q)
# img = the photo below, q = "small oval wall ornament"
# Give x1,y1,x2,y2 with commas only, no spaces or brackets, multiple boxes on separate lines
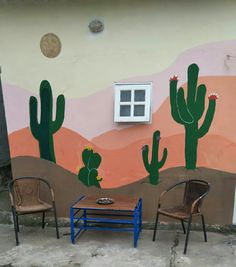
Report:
40,33,61,58
88,19,104,33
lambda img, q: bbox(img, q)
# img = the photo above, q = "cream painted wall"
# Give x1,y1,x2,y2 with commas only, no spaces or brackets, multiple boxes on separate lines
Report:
0,0,236,98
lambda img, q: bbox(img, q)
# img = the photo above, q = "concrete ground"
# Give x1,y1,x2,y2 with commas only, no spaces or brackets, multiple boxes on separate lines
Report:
0,224,235,267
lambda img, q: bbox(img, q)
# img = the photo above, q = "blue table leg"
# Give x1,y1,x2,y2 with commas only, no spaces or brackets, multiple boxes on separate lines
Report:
134,209,138,248
70,207,75,244
83,209,87,230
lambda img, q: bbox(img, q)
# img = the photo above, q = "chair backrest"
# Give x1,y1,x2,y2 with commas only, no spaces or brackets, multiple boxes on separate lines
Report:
183,179,210,213
11,177,41,207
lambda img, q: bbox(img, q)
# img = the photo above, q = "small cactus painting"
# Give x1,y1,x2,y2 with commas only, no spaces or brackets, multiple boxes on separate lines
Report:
142,130,167,185
78,147,103,188
169,63,218,169
29,80,65,163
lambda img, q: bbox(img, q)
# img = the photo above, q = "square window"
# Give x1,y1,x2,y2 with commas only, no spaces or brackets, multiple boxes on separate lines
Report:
120,90,131,102
134,90,145,101
114,82,152,122
120,105,131,117
134,105,145,116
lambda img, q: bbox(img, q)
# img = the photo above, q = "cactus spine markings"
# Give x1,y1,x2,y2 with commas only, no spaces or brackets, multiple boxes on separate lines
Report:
169,63,218,169
142,130,167,185
78,147,102,188
29,80,65,163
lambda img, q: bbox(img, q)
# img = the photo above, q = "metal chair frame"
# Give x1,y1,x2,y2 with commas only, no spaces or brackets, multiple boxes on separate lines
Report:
8,176,59,245
152,179,210,254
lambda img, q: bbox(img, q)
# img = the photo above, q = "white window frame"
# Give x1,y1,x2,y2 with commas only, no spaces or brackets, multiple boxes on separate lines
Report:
114,82,152,122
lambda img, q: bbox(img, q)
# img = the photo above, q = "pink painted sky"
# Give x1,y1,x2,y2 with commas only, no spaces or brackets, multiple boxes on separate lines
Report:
3,40,236,139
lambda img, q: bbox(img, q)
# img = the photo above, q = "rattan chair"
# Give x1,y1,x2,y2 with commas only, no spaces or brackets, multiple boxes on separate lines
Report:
8,176,59,245
152,179,210,254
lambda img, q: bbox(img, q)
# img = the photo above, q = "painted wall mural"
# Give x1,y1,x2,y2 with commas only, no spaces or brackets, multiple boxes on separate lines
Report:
2,40,236,191
169,63,218,169
142,130,167,185
29,80,65,163
78,147,103,188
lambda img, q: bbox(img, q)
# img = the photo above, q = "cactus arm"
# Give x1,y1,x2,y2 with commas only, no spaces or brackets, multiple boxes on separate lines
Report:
177,88,194,124
151,131,159,166
170,80,185,124
187,63,199,109
88,152,101,169
198,99,216,138
52,94,65,132
194,84,206,120
142,145,151,172
82,149,93,166
158,147,168,168
29,96,40,139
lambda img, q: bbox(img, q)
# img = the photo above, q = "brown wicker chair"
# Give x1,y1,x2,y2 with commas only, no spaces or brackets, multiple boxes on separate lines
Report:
8,176,59,245
152,179,210,254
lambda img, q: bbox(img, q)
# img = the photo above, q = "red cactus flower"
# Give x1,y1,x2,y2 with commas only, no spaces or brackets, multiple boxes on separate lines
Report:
169,75,178,82
208,93,219,100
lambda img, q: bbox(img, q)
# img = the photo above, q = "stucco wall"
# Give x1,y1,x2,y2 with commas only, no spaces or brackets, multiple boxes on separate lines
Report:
0,0,235,97
1,0,236,225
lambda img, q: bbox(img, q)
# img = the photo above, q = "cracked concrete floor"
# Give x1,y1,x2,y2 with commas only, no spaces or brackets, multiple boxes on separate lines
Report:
0,224,235,267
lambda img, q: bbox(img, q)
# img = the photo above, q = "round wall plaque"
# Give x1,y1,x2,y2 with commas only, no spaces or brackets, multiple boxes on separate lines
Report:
40,33,61,58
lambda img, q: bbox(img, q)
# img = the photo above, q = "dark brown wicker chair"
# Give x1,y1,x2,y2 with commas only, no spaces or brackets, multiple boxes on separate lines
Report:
152,179,210,254
8,176,59,245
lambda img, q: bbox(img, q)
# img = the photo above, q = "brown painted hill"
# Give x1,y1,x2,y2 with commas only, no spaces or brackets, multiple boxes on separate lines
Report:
11,155,236,225
92,76,236,149
8,127,236,188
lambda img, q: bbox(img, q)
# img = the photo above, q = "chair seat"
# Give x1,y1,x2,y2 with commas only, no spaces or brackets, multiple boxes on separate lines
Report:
158,206,197,219
16,201,52,214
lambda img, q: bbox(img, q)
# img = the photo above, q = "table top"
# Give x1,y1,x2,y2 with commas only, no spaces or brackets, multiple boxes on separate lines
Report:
72,195,140,211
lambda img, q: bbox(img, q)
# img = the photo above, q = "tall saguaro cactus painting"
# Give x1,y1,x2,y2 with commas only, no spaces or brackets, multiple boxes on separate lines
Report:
170,63,218,169
142,130,168,185
29,80,65,163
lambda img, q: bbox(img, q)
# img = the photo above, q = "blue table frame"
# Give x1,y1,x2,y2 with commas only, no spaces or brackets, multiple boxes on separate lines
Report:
70,196,142,247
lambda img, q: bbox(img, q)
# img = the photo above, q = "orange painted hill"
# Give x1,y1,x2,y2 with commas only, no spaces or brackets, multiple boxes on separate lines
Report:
8,126,236,188
92,76,236,149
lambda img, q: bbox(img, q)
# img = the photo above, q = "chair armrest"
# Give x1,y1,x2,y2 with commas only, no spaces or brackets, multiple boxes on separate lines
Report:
39,178,55,202
8,191,14,206
158,180,188,207
191,193,207,214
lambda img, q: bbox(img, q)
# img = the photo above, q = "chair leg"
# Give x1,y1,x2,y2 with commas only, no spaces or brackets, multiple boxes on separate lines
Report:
42,212,45,229
16,214,20,232
152,210,160,242
52,202,59,239
201,214,207,242
181,220,186,234
12,207,19,246
184,215,192,254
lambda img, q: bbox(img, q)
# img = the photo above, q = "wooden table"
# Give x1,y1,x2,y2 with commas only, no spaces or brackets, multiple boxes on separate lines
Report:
70,195,142,247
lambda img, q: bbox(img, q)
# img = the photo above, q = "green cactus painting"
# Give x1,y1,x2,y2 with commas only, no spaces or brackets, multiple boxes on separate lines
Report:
78,147,102,188
142,130,167,185
29,80,65,163
169,63,218,169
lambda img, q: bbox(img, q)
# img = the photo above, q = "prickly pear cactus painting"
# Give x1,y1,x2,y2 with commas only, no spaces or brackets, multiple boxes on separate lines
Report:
29,80,65,163
169,63,219,169
78,147,103,188
142,130,168,185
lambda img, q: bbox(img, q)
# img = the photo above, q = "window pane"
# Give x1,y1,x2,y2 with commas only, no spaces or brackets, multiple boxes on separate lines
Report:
134,105,145,116
120,105,131,116
120,90,131,102
134,90,145,101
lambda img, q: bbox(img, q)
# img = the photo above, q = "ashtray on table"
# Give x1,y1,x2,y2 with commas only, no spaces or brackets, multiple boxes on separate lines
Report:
96,197,114,205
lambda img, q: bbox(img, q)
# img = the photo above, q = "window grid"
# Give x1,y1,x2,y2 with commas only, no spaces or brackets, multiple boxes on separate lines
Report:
114,83,152,122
